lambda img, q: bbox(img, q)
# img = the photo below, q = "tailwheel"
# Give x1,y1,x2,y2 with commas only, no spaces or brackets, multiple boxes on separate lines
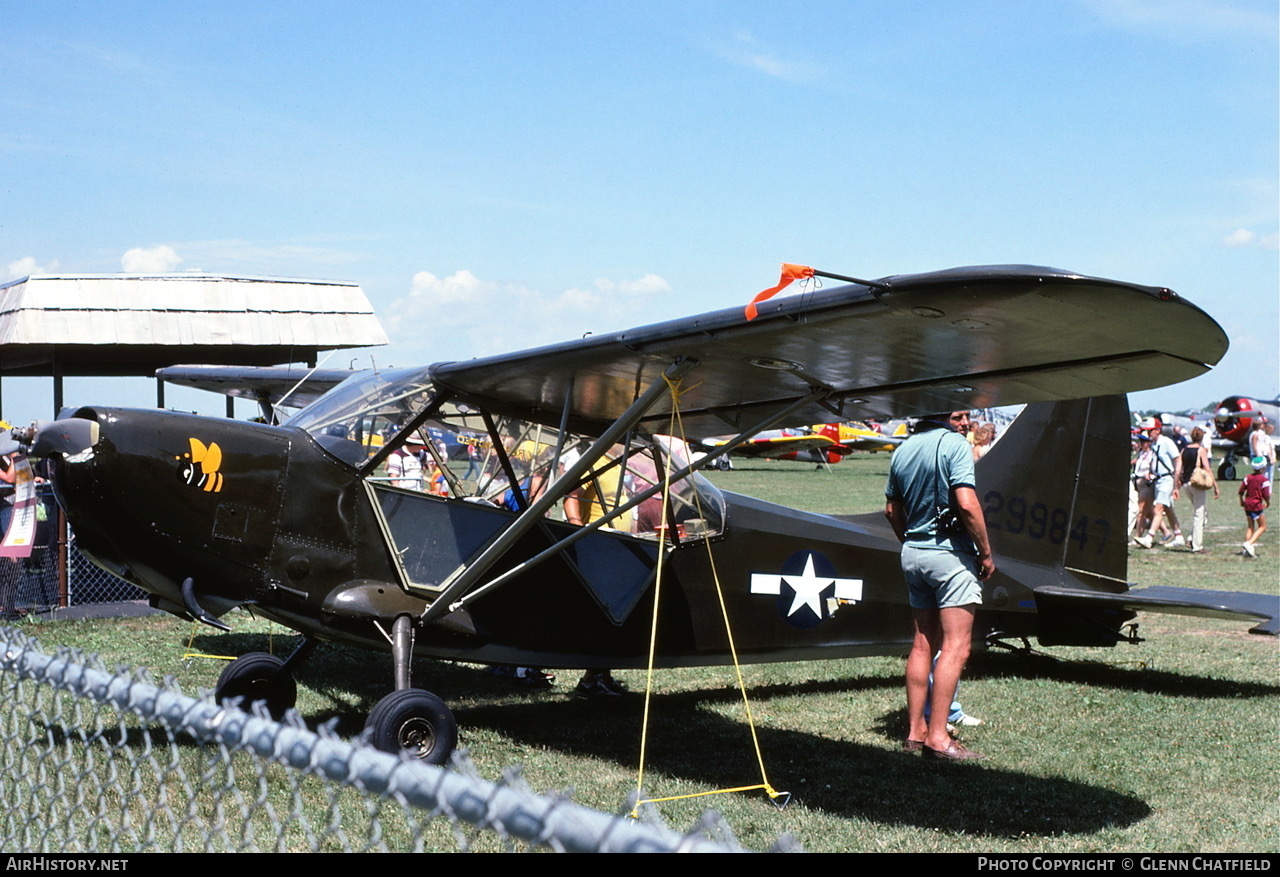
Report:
364,688,458,765
215,652,298,720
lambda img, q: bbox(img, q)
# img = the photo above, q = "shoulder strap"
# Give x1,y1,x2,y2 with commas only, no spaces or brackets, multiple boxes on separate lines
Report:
932,429,952,513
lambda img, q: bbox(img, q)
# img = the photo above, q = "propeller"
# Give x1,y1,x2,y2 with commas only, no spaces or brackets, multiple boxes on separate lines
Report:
4,418,101,458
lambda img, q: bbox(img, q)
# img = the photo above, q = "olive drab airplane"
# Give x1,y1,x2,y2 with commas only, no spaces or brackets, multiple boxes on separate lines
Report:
9,265,1278,766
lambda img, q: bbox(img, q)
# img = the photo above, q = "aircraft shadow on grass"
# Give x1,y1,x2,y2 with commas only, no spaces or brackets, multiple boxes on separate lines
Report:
452,694,1153,836
184,632,1279,835
195,629,1279,709
964,650,1280,700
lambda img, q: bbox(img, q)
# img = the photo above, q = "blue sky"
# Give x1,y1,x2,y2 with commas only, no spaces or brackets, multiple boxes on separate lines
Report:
3,0,1276,419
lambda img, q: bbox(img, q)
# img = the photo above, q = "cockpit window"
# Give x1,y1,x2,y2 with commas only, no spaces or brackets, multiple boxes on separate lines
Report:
284,366,437,467
370,406,726,541
290,367,725,541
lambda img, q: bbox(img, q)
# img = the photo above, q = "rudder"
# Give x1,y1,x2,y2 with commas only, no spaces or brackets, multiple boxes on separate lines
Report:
976,395,1130,591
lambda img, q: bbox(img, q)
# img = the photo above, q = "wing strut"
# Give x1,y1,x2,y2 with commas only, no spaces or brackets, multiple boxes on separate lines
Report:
431,382,836,621
419,358,700,625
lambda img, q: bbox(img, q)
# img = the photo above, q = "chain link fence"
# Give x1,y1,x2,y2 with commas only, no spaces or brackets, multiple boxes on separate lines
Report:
0,626,794,852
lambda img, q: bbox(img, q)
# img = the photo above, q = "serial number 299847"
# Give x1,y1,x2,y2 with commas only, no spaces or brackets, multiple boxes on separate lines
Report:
982,490,1111,555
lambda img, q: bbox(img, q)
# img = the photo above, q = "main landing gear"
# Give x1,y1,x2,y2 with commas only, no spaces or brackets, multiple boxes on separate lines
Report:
364,688,457,763
213,616,459,766
362,614,458,764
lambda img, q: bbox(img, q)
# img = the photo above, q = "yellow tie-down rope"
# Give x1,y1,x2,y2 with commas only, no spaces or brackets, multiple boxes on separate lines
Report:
631,376,790,817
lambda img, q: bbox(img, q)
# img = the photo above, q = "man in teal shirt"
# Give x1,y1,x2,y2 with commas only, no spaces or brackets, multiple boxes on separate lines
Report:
885,411,994,760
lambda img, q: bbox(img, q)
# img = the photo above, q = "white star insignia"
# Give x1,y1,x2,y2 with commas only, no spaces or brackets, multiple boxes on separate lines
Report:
750,553,863,618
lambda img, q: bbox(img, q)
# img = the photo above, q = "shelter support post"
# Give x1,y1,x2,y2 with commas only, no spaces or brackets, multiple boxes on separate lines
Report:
52,360,63,417
56,508,69,609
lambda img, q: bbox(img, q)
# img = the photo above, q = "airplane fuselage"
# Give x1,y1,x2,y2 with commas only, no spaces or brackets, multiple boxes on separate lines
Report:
52,404,1077,671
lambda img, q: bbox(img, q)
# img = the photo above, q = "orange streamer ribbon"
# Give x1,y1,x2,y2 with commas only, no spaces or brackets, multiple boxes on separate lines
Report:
744,263,815,321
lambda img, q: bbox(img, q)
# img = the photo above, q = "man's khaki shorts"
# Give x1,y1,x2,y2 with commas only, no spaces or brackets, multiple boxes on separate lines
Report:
901,544,983,610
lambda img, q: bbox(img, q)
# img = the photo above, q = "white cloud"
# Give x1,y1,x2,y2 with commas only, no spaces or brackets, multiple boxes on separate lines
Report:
1222,228,1256,247
1079,0,1278,42
712,31,821,84
601,273,671,296
384,269,676,364
1222,227,1279,250
6,256,57,279
121,245,182,273
406,269,487,306
552,274,672,313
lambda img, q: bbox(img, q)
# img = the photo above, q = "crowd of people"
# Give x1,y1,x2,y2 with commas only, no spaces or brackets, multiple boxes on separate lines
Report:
1129,415,1273,558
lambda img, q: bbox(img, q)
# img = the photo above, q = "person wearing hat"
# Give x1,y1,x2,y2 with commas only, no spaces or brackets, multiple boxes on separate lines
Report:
885,411,994,760
1130,431,1156,543
1238,456,1270,558
1134,417,1183,549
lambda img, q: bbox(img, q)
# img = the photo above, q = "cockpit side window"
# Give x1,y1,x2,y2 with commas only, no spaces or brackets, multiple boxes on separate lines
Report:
362,401,725,542
290,370,725,541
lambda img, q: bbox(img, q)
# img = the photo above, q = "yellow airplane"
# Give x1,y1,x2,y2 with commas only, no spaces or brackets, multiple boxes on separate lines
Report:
704,419,909,465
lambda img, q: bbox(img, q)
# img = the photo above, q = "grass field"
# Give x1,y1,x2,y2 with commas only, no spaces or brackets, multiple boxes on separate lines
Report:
19,455,1279,852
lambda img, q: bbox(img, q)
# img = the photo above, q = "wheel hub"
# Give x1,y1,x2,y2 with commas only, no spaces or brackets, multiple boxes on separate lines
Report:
398,718,436,757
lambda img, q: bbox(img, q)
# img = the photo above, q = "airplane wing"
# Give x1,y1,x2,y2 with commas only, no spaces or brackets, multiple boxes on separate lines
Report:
157,365,358,411
429,265,1228,440
708,434,838,460
837,437,900,452
839,432,905,452
1035,585,1279,636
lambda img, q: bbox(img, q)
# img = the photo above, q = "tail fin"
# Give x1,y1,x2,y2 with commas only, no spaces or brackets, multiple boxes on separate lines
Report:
976,395,1130,591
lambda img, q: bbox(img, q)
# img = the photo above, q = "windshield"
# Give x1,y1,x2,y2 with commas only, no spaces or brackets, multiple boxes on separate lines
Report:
284,366,437,467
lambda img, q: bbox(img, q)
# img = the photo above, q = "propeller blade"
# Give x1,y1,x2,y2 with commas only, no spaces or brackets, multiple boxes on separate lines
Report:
30,418,100,457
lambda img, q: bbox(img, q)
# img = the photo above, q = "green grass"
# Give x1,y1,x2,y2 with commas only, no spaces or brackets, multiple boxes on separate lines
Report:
17,454,1280,852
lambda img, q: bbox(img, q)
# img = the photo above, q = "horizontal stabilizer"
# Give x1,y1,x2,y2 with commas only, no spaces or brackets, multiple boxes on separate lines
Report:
1036,585,1279,636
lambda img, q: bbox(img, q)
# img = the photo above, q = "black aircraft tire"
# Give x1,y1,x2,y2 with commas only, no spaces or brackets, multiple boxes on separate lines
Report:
1218,461,1237,481
364,688,458,765
215,652,298,720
